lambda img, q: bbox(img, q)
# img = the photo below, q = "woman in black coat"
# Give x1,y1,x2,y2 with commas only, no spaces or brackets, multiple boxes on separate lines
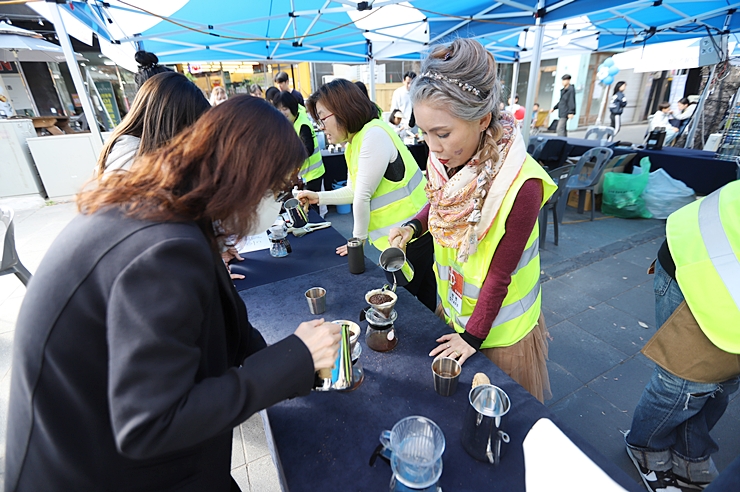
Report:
609,81,628,134
5,97,341,492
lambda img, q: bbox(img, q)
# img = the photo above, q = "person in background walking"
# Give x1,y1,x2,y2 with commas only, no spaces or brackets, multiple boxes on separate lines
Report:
552,74,576,137
609,81,627,134
274,71,304,106
625,180,740,492
391,71,416,126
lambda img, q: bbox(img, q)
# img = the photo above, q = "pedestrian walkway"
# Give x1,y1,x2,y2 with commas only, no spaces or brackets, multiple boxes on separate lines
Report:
1,195,738,490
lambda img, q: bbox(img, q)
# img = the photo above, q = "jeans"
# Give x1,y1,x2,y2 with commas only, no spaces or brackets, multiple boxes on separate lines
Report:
626,260,740,482
556,117,568,136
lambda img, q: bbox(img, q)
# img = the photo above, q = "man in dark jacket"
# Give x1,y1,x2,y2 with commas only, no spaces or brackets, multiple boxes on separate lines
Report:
552,74,576,136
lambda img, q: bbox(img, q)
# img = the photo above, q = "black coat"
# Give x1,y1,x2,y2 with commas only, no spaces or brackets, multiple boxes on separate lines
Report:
5,209,314,491
609,91,628,115
554,84,576,118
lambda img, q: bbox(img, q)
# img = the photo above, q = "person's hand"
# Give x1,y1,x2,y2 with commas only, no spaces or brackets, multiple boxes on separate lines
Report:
294,319,342,372
336,244,348,256
389,225,414,249
672,126,679,132
221,247,245,280
567,114,574,120
550,109,555,113
429,333,476,365
296,190,319,208
221,246,243,265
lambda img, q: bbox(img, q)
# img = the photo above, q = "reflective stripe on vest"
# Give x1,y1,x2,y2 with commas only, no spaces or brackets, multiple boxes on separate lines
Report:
435,240,540,300
346,119,427,249
697,190,740,310
446,282,541,330
294,107,324,182
370,169,424,212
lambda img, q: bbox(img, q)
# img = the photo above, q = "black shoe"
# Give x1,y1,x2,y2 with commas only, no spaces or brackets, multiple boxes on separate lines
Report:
675,476,710,491
626,446,683,492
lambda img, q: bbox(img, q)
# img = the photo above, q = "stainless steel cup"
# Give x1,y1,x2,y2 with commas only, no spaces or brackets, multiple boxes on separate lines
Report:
431,357,461,397
305,287,326,315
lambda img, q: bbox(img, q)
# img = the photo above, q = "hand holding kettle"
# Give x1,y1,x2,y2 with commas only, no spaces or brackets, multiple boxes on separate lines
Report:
388,225,414,250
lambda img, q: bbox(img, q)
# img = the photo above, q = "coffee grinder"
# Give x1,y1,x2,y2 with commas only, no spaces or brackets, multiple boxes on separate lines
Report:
362,289,399,352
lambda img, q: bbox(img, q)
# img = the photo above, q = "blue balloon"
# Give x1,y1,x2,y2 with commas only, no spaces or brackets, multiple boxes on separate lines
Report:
608,65,620,75
603,57,614,67
603,75,614,85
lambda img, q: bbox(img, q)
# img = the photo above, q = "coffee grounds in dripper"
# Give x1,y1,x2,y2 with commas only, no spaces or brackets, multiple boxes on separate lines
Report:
365,288,397,318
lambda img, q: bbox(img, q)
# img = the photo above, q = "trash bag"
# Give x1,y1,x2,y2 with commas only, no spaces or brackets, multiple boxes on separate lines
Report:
642,169,696,219
601,156,653,219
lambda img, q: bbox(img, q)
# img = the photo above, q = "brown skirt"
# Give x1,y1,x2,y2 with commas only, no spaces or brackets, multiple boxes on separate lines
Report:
480,312,551,403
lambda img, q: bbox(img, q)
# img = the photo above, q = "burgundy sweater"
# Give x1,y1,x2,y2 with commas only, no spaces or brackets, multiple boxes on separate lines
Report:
415,179,543,349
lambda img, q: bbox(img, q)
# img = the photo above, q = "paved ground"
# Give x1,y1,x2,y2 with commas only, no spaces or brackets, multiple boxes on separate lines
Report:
1,123,737,490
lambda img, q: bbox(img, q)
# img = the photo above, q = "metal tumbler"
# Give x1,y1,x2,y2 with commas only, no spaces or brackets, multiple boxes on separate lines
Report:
305,287,326,315
347,237,365,274
432,357,461,397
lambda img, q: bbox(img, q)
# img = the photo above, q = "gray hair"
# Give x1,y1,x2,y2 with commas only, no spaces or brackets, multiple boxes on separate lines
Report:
410,38,500,124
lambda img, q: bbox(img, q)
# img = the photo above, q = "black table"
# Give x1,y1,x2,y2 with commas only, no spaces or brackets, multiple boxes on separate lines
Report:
531,135,736,195
237,237,641,491
231,211,348,291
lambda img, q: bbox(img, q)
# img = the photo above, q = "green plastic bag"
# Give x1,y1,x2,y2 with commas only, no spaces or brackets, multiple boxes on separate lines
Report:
601,157,653,219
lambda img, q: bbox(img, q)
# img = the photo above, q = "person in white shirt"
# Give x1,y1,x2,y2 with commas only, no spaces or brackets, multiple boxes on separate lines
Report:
650,102,679,144
390,71,416,125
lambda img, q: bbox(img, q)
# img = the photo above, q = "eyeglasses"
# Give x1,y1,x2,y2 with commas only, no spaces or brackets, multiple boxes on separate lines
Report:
317,113,334,129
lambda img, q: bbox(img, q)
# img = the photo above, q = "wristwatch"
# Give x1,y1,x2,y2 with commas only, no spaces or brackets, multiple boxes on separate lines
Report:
402,220,421,239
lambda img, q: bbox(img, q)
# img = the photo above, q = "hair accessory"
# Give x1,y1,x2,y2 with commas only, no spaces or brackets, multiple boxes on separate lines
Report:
444,52,452,61
420,71,485,98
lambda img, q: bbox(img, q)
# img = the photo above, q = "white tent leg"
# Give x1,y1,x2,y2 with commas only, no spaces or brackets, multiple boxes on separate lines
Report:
510,58,519,107
48,2,104,153
521,6,545,145
369,57,376,102
596,82,611,126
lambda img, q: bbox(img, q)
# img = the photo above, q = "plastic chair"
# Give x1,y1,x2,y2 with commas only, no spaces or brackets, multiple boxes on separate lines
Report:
584,126,616,142
556,147,614,223
539,164,575,248
1,207,32,286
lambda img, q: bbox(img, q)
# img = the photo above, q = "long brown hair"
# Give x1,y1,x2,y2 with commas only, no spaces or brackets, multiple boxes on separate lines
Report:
96,72,210,175
79,96,306,246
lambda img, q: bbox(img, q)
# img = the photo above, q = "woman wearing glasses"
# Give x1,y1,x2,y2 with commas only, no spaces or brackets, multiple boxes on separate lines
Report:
296,79,436,311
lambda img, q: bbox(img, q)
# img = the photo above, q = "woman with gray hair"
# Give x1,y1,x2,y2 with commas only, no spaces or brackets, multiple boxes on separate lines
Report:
389,38,557,402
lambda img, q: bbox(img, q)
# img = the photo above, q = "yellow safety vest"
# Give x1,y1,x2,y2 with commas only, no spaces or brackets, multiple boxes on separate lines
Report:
436,156,556,349
345,119,427,251
294,106,325,183
666,180,740,354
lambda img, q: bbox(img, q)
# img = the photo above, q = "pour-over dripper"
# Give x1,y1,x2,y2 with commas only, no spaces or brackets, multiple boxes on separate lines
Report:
365,288,398,318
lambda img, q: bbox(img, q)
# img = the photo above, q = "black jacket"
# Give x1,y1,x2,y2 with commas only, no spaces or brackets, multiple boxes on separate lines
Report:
6,209,314,491
609,91,628,115
554,84,576,118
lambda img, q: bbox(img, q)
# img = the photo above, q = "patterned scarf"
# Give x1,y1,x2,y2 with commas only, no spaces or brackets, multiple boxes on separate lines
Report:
426,112,526,263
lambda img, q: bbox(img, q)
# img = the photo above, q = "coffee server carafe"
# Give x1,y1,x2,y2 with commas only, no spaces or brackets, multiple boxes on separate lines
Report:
314,323,354,391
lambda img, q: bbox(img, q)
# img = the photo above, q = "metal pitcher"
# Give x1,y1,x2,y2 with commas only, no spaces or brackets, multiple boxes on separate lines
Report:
461,384,511,465
283,197,309,229
314,323,353,391
379,247,414,291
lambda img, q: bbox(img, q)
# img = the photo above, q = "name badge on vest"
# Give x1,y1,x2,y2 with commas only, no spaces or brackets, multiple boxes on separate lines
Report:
448,266,464,313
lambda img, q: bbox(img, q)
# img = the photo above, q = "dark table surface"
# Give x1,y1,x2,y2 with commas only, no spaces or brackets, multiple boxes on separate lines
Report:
239,251,641,491
531,135,736,195
231,211,348,291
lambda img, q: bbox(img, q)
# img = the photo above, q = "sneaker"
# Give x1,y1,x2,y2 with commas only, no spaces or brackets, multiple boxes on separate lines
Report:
626,446,683,492
674,476,710,490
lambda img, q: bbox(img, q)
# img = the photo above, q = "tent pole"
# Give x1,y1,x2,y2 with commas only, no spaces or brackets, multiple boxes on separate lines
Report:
596,82,611,125
48,2,104,153
369,57,376,102
684,64,716,149
510,58,520,107
521,2,546,145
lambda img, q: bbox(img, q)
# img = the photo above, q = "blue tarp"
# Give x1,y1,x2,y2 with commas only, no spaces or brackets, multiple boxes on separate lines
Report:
53,0,632,64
